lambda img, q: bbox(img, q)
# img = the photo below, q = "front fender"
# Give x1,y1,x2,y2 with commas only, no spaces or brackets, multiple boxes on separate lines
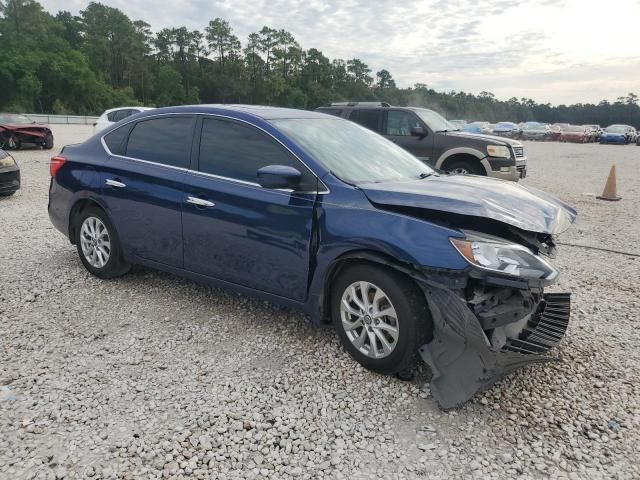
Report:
435,147,485,170
306,200,469,323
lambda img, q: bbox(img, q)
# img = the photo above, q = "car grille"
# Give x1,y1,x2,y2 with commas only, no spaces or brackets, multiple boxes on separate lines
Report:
512,146,525,158
501,293,570,355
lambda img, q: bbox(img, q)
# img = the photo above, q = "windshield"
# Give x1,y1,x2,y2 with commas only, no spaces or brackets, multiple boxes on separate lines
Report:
411,108,457,132
564,126,585,132
0,114,33,124
272,118,434,184
524,124,546,130
605,125,626,133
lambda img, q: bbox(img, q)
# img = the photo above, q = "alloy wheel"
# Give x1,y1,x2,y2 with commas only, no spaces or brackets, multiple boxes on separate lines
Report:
340,281,399,359
80,216,111,268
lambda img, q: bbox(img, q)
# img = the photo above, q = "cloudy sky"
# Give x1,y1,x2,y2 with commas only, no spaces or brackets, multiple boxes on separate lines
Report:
41,0,640,105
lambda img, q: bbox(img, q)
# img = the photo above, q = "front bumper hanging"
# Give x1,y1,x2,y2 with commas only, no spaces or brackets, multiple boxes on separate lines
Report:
418,282,570,409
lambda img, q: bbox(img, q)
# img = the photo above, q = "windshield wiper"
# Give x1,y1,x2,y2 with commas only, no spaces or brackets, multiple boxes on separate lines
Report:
436,129,459,133
419,172,433,179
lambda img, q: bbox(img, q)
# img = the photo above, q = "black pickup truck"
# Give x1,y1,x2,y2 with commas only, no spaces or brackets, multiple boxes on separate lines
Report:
316,102,527,181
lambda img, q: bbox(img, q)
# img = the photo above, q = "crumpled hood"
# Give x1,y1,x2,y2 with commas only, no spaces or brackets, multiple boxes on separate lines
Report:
361,175,577,235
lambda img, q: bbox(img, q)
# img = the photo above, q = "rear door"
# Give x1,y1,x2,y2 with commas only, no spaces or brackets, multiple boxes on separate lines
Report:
348,109,382,133
181,116,318,302
101,115,194,267
382,109,434,164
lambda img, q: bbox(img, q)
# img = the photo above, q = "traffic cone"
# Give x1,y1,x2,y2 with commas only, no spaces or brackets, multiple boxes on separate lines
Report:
597,163,622,201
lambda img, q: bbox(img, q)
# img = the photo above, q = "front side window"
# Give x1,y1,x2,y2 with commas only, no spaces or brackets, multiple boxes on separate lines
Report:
385,111,420,136
198,118,317,190
411,108,455,132
349,109,381,132
125,117,193,168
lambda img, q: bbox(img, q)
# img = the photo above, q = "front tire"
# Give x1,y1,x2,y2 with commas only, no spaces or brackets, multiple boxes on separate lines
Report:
75,206,130,279
43,133,54,150
331,264,431,375
445,157,484,176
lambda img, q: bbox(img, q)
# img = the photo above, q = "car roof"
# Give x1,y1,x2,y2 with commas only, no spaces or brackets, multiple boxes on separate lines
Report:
146,104,330,120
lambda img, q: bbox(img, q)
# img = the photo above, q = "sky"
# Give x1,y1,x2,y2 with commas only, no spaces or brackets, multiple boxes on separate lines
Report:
40,0,640,106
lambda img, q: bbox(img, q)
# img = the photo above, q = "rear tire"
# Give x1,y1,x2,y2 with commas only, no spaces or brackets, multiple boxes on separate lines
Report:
0,191,16,197
75,206,130,279
331,263,431,375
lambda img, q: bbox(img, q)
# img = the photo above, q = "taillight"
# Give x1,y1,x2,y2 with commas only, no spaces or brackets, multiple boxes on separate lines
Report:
50,156,66,177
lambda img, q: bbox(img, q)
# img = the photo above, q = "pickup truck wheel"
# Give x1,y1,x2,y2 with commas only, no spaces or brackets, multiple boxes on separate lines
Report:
331,264,430,375
75,206,130,279
445,158,484,176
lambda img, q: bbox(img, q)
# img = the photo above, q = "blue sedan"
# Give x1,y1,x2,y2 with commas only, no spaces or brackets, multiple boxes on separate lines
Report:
600,125,629,145
48,105,576,408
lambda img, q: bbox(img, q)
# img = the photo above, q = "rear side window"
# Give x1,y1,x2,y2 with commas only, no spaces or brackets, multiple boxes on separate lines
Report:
198,118,316,190
103,123,133,156
107,109,137,122
126,117,193,168
317,108,343,117
349,109,381,132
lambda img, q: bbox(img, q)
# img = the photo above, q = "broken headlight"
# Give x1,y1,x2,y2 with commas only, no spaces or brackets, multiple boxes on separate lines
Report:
451,232,558,282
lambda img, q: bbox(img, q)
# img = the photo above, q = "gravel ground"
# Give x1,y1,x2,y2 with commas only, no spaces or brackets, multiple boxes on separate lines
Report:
1,126,639,480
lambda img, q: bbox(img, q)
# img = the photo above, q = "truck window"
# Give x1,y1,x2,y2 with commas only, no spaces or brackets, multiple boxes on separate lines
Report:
350,110,381,132
385,111,419,136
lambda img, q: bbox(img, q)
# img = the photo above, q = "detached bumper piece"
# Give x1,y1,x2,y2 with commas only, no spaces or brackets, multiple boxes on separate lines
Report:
418,282,570,410
501,293,570,355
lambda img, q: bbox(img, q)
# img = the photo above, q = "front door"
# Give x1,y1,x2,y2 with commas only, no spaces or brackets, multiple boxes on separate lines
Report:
383,110,434,165
182,117,318,302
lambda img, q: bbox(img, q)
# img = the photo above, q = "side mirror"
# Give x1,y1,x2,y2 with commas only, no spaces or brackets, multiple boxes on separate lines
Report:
411,126,426,137
256,165,302,190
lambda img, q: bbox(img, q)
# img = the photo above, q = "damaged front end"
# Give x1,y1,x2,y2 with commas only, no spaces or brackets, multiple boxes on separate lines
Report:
416,230,571,409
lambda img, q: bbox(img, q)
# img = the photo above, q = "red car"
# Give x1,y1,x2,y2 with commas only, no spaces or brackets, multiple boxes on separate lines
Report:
0,113,54,150
559,125,589,143
549,125,563,141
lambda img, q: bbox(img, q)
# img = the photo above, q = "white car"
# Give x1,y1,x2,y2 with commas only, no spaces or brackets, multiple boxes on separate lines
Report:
94,107,154,133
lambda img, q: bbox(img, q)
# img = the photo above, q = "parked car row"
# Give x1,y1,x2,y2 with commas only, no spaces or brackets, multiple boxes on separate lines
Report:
457,118,638,145
0,106,154,152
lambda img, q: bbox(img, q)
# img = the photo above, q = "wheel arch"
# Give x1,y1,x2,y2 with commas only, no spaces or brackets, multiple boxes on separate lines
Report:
318,249,425,324
67,196,112,245
437,149,488,175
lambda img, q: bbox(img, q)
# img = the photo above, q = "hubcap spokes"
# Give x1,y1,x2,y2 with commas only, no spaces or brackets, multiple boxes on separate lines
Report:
80,217,111,268
340,281,399,359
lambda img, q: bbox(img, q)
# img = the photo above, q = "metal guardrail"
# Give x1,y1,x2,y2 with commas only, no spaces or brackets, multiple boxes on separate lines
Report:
24,114,98,125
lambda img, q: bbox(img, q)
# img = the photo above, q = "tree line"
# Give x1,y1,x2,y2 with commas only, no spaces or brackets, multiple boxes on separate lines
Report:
1,0,639,127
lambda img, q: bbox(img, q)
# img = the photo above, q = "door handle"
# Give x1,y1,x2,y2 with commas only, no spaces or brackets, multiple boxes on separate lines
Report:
186,196,215,208
105,179,126,188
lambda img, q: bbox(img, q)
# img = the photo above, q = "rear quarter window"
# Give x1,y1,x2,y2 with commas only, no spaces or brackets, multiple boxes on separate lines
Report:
103,124,134,156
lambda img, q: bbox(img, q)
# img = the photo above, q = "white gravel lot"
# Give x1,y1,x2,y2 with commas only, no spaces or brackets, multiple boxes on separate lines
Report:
1,126,639,480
